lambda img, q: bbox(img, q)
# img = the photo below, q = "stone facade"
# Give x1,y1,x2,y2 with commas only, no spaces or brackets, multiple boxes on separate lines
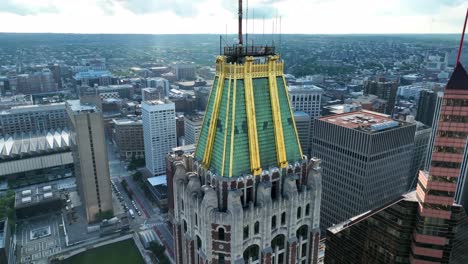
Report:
167,153,322,264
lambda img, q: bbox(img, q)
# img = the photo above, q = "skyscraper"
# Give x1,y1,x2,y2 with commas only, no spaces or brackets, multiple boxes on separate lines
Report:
311,110,416,232
288,85,323,156
142,99,176,176
411,61,468,263
363,77,398,115
322,62,468,264
416,90,443,127
293,111,311,153
167,4,322,262
66,100,113,223
325,191,419,264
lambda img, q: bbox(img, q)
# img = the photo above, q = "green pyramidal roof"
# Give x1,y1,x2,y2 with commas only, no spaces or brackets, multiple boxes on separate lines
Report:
195,55,303,177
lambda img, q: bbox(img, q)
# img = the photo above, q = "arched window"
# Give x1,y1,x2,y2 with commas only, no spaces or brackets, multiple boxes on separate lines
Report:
196,235,202,251
183,220,187,233
254,222,259,234
243,244,260,263
218,227,225,240
243,226,249,239
271,234,286,250
305,204,310,216
296,225,308,240
297,207,302,219
272,215,277,229
281,212,286,225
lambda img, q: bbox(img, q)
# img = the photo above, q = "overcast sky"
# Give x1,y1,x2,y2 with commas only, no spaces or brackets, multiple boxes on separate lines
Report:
0,0,466,34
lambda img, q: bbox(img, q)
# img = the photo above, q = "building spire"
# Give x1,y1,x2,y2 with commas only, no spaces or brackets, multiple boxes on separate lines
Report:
238,0,243,45
456,8,468,66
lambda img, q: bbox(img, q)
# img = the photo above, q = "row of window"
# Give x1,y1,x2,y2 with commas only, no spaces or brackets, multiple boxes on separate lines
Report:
243,205,311,240
443,99,468,107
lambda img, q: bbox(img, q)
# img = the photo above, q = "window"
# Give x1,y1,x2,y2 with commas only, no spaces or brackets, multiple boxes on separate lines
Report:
254,222,259,234
243,226,249,239
272,216,277,229
218,227,225,240
219,253,225,264
305,204,310,216
297,207,302,219
281,212,286,225
197,235,202,250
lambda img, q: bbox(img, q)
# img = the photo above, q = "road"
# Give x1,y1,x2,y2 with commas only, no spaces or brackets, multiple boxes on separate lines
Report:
107,141,175,259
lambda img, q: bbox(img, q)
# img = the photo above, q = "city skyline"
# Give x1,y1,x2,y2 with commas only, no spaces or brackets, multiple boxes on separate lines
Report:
0,0,466,34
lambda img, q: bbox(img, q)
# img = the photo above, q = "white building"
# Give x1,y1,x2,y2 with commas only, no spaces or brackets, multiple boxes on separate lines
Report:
142,99,176,176
288,85,323,156
397,82,443,101
183,113,203,145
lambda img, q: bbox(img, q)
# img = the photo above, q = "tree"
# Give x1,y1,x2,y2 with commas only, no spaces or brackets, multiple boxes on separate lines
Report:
149,241,170,263
132,171,143,182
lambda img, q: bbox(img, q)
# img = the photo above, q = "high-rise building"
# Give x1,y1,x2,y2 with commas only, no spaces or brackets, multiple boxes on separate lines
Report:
14,69,57,94
325,191,420,264
408,121,431,190
142,99,176,176
146,77,170,98
66,100,113,223
167,31,322,263
294,111,311,153
0,103,67,136
363,77,398,115
0,76,10,95
322,62,468,264
288,85,323,156
411,62,468,263
311,110,416,232
183,113,203,145
173,63,196,81
141,88,162,101
112,118,144,161
416,90,444,127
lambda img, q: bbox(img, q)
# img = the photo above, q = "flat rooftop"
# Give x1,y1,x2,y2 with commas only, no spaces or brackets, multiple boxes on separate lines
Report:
328,191,417,235
143,99,172,106
113,118,142,126
66,100,99,113
288,84,323,93
320,110,407,132
15,184,61,208
0,103,65,115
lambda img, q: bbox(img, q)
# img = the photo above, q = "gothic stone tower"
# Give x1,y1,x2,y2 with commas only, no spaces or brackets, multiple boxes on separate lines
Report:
167,49,322,263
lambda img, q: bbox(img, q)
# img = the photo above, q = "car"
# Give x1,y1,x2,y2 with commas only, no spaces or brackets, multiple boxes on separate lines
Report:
137,211,142,216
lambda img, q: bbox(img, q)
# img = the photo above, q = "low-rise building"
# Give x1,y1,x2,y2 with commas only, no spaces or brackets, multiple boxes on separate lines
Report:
0,129,73,185
15,184,63,219
183,113,203,145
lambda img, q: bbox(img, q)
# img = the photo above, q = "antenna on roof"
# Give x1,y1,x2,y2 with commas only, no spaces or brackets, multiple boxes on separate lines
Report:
456,8,468,66
238,0,243,46
246,0,249,49
279,16,282,56
262,16,265,45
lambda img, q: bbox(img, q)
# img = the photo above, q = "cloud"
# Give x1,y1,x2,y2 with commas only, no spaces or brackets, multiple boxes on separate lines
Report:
0,0,465,34
112,0,204,17
0,0,59,16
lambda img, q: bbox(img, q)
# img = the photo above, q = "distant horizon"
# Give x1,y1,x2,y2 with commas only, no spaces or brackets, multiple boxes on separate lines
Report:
0,32,464,36
0,0,465,35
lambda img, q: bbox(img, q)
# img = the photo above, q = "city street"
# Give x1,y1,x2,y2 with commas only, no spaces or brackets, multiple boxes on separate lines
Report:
107,141,174,258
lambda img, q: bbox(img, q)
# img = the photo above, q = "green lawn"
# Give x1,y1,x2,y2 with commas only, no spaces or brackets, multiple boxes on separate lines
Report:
62,239,145,264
